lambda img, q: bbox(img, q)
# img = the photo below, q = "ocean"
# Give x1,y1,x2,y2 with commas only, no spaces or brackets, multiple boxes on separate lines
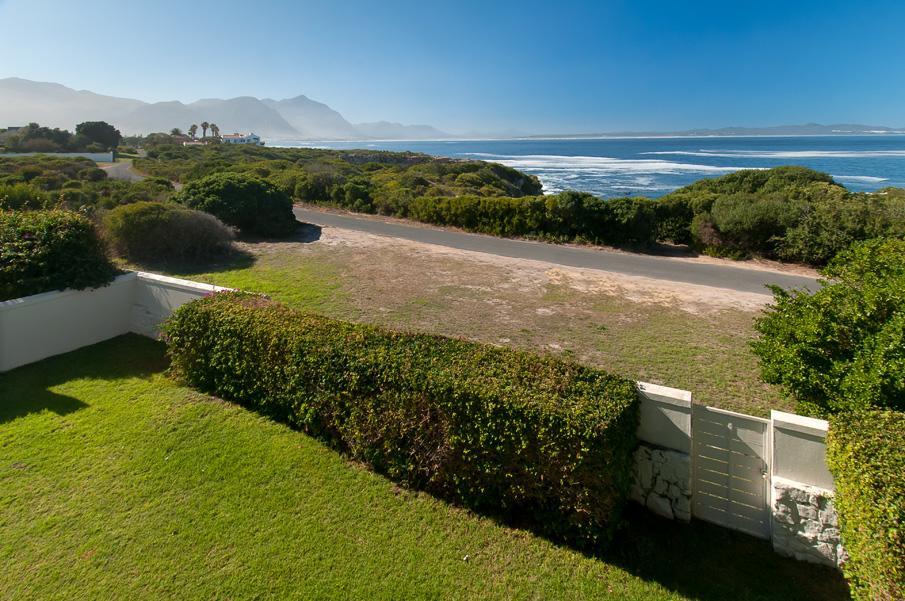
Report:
271,135,905,199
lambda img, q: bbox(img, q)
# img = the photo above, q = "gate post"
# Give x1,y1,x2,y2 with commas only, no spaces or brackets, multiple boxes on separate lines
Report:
631,383,693,521
769,411,844,568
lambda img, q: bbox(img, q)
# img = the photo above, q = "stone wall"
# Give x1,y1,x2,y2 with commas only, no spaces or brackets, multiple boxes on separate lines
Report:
630,444,691,522
772,477,845,567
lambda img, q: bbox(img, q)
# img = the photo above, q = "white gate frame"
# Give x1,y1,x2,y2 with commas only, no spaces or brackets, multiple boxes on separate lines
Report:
690,404,771,539
635,384,839,566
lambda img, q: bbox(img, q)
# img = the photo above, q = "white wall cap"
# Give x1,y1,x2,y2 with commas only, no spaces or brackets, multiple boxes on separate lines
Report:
771,410,828,438
136,271,234,294
0,272,136,312
637,382,692,407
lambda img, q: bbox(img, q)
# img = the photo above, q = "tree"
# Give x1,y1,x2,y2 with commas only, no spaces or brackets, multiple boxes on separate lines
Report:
170,128,184,136
200,121,209,139
188,124,198,140
752,238,905,415
210,123,220,138
75,121,122,150
172,172,296,237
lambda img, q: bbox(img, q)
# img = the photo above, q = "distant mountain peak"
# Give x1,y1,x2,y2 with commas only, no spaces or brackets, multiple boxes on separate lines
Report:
0,77,450,141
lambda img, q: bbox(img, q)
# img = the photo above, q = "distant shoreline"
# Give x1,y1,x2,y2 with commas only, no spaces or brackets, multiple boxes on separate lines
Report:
269,132,905,145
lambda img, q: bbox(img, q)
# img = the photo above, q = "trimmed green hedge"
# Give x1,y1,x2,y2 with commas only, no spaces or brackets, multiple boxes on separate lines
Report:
163,292,640,547
0,209,117,301
827,410,904,600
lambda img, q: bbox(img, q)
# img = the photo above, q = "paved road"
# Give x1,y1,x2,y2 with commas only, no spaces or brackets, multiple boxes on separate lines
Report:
102,160,145,183
294,207,820,294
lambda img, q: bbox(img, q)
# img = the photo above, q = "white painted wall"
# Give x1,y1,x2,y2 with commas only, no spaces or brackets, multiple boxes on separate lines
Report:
636,382,692,453
0,273,136,372
770,410,833,490
131,272,227,337
0,272,230,372
0,151,114,162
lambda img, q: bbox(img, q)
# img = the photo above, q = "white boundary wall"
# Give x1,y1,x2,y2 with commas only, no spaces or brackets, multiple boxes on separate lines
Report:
0,272,229,372
0,277,842,568
0,151,114,162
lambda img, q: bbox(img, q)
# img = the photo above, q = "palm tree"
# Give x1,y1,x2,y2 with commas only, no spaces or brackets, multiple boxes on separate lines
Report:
210,123,220,138
170,127,183,136
200,121,209,139
188,124,198,140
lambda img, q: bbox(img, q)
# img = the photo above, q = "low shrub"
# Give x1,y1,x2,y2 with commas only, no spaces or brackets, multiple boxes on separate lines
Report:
163,292,640,547
172,172,297,237
407,192,660,246
752,238,905,415
103,201,235,264
0,183,52,210
0,209,117,301
826,410,904,601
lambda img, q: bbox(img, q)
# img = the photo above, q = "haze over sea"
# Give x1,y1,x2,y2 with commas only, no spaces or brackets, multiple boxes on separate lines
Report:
274,135,905,199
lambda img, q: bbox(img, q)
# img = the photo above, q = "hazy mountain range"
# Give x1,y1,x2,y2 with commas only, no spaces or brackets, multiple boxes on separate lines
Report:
529,123,905,138
0,77,449,140
2,77,904,141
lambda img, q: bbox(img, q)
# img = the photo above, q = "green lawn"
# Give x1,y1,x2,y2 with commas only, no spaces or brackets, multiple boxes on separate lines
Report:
0,336,847,600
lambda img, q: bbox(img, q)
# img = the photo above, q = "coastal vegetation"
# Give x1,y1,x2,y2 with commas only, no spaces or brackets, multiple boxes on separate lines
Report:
103,201,236,264
132,146,904,266
172,172,297,237
4,144,903,268
0,121,121,153
753,238,905,415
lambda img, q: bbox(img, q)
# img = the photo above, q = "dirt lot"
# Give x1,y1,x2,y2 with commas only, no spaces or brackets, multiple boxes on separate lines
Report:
172,224,789,416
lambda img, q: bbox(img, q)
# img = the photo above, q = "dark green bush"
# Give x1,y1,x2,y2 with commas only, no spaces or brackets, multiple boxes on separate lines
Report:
0,209,117,301
827,410,904,601
606,197,659,245
173,172,296,237
103,201,235,264
702,193,805,256
407,192,660,247
659,167,904,263
752,238,905,415
780,193,905,265
163,292,640,547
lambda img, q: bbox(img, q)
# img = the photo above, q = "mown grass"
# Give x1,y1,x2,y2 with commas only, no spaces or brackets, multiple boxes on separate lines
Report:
0,337,847,600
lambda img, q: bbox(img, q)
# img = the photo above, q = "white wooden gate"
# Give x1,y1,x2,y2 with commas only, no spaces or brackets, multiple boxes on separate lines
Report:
691,406,771,539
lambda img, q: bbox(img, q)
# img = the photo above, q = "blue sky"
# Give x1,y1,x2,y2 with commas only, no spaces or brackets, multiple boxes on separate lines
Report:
1,0,903,134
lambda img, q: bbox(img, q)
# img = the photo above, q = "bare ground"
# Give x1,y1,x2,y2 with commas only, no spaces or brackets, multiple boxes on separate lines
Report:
211,224,787,416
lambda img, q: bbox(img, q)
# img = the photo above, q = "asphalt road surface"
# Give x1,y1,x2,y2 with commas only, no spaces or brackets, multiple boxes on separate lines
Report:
293,207,820,295
101,160,145,183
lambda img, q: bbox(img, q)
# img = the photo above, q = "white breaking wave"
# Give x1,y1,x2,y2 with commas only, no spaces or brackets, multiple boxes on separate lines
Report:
832,175,889,184
462,153,745,174
641,149,905,159
461,153,756,195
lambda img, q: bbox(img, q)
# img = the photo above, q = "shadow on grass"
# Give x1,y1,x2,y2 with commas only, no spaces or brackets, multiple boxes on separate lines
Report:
0,334,167,425
238,222,322,245
7,334,846,600
134,246,257,277
602,504,850,601
154,223,322,278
